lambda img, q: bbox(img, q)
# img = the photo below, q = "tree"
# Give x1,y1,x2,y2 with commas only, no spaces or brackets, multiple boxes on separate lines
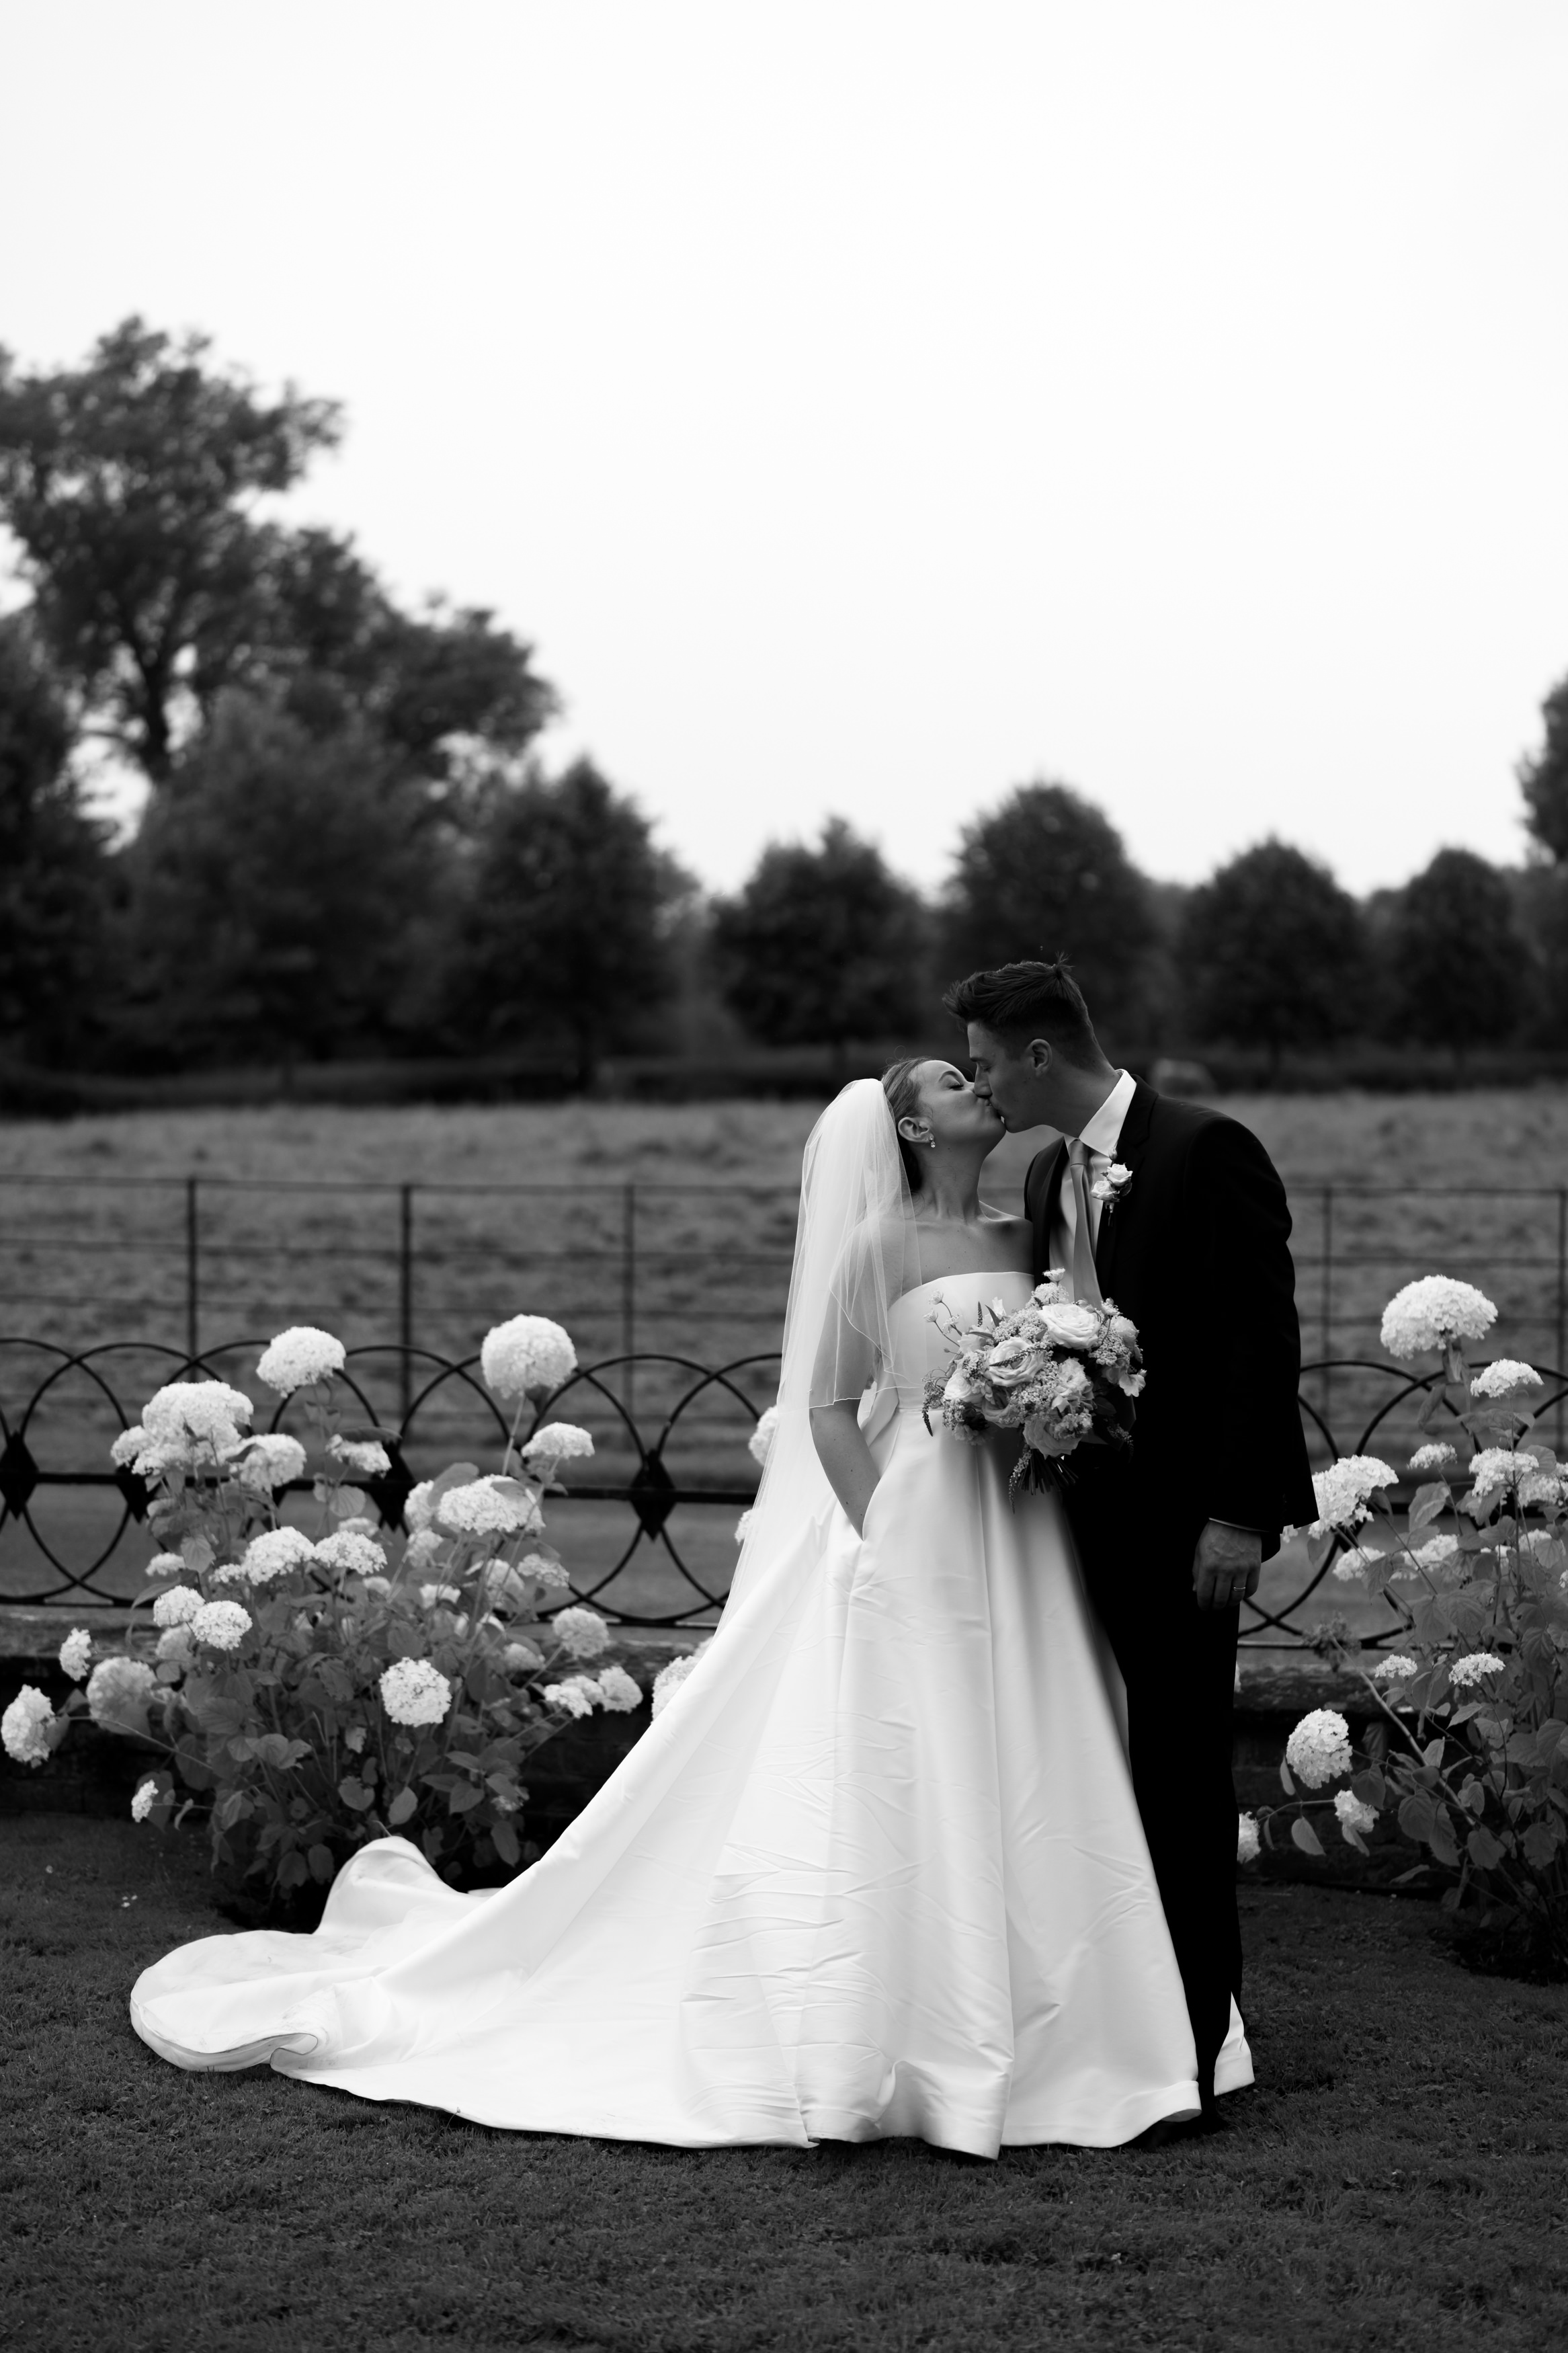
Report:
1519,673,1568,863
710,820,928,1047
1179,840,1366,1068
0,614,109,1057
448,760,684,1083
1386,848,1532,1051
0,321,555,785
122,694,434,1064
940,783,1157,1038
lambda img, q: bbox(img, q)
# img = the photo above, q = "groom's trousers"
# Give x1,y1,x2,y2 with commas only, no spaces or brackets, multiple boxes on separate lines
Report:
1067,1492,1242,2103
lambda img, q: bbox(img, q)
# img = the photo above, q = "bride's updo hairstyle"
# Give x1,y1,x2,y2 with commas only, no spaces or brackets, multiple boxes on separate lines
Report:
881,1058,927,1196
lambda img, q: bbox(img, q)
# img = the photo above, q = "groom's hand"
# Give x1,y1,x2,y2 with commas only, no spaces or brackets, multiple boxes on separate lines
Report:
1192,1520,1262,1611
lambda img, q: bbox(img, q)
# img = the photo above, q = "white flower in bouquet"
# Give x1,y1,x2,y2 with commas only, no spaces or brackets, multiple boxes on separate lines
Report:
58,1628,92,1682
1,1685,56,1766
1371,1654,1419,1685
417,1583,462,1609
152,1586,204,1629
1034,1302,1102,1351
255,1326,345,1394
1284,1707,1352,1788
1303,1457,1398,1538
142,1380,253,1453
379,1657,453,1727
1471,1361,1543,1402
1380,1276,1497,1360
1334,1791,1377,1840
1236,1812,1261,1865
481,1314,577,1402
520,1423,595,1472
542,1675,598,1719
552,1605,610,1659
86,1656,159,1726
986,1334,1049,1388
436,1476,543,1538
1408,1441,1457,1474
225,1433,308,1492
327,1435,391,1477
1466,1449,1538,1499
145,1552,185,1579
1448,1650,1507,1689
215,1526,315,1588
519,1551,571,1591
155,1626,194,1663
313,1529,387,1579
130,1777,161,1823
191,1600,252,1652
592,1663,643,1713
502,1638,546,1673
747,1406,780,1468
735,1509,755,1542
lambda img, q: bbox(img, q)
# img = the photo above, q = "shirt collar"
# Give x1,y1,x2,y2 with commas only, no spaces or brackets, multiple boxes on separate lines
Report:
1077,1067,1137,1158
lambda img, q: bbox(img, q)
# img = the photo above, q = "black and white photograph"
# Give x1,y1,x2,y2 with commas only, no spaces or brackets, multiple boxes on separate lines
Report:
2,5,1567,2347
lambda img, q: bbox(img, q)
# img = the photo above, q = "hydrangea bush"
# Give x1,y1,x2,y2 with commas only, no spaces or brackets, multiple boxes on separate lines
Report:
3,1318,644,1908
1248,1275,1568,1969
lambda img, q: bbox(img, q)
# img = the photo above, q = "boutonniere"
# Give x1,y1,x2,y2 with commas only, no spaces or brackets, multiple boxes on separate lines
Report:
1089,1161,1133,1214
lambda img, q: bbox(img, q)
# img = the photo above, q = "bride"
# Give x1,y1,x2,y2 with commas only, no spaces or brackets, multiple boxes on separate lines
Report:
132,1066,1243,2153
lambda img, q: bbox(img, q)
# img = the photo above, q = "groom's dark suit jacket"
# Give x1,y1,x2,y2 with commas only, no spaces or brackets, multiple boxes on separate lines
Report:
1024,1080,1315,1550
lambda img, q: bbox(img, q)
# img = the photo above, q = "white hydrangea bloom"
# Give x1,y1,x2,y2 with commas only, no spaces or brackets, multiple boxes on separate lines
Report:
478,1559,532,1612
1236,1812,1261,1865
110,1425,149,1469
1380,1276,1497,1359
502,1638,545,1673
747,1406,781,1468
224,1433,307,1492
1284,1707,1353,1789
313,1529,387,1579
403,1526,443,1567
520,1423,595,1468
404,1481,437,1532
1448,1650,1507,1689
379,1657,453,1726
142,1380,253,1451
145,1552,185,1579
1408,1441,1457,1474
417,1583,462,1608
1408,1533,1462,1573
1,1685,55,1767
216,1525,316,1588
652,1642,714,1719
1332,1545,1380,1582
542,1675,597,1720
593,1664,643,1713
58,1628,92,1682
519,1552,571,1590
480,1314,577,1402
1518,1528,1562,1560
435,1476,544,1538
1467,1449,1539,1499
1471,1360,1543,1401
327,1435,390,1477
155,1626,193,1663
85,1656,159,1726
1371,1654,1419,1683
1334,1790,1377,1838
152,1585,204,1629
1305,1456,1398,1538
1518,1467,1567,1511
552,1605,610,1659
255,1326,346,1395
191,1599,251,1650
130,1778,160,1823
735,1509,755,1544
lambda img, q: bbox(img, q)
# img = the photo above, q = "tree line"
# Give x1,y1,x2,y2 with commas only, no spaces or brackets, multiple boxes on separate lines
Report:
3,319,1568,1084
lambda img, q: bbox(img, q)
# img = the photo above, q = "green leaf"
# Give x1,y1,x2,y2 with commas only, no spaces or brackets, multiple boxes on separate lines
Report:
1351,1769,1386,1810
1522,1821,1563,1869
1428,1808,1460,1869
1290,1817,1325,1856
448,1782,485,1815
1398,1792,1436,1845
214,1789,252,1832
1408,1481,1452,1530
337,1777,376,1812
276,1849,310,1892
386,1786,417,1827
1467,1825,1505,1871
491,1817,521,1868
306,1843,336,1884
1278,1760,1295,1796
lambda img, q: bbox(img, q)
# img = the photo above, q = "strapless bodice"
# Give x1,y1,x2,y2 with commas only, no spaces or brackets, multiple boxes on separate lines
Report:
884,1268,1035,1397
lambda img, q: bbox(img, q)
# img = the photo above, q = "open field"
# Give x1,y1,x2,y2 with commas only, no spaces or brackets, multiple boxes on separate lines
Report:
3,1810,1565,2353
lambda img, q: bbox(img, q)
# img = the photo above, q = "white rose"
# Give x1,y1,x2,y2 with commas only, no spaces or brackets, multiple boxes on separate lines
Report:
986,1336,1046,1388
1036,1303,1102,1351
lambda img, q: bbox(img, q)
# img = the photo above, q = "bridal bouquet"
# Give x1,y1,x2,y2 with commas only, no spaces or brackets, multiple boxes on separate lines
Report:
922,1271,1145,1494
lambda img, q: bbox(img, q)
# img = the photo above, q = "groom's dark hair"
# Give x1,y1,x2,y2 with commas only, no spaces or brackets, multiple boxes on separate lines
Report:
942,957,1102,1068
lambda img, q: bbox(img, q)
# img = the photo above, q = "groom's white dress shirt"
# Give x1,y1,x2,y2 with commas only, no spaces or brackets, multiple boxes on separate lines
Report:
1055,1066,1137,1271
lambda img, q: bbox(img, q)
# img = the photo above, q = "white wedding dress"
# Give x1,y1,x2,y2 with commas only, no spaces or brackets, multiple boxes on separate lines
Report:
132,1266,1251,2154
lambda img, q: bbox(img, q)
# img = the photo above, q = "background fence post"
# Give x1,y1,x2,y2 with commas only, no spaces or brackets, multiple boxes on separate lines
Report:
184,1176,199,1361
622,1182,636,1419
399,1183,414,1423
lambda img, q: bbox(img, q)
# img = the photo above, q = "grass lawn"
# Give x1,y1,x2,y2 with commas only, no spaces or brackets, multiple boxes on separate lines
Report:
3,1816,1567,2352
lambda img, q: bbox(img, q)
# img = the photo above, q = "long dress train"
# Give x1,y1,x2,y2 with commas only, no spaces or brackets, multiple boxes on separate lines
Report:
131,1270,1249,2153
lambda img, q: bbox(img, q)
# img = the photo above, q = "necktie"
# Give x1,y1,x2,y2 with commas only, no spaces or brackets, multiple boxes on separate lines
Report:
1066,1138,1104,1308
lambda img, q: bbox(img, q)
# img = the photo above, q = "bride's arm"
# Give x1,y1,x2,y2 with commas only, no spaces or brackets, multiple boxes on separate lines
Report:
810,1402,880,1536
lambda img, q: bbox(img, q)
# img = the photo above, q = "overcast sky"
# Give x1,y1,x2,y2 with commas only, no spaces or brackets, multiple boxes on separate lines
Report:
3,1,1567,895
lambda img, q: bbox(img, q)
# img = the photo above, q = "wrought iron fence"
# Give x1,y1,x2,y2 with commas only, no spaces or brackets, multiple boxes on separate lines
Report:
2,1338,1561,1642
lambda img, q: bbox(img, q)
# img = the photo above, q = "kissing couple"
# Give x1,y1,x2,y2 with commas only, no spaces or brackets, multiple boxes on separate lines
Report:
133,958,1315,2155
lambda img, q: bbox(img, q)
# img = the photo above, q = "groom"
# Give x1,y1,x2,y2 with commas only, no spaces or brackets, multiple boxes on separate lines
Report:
946,957,1315,2118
